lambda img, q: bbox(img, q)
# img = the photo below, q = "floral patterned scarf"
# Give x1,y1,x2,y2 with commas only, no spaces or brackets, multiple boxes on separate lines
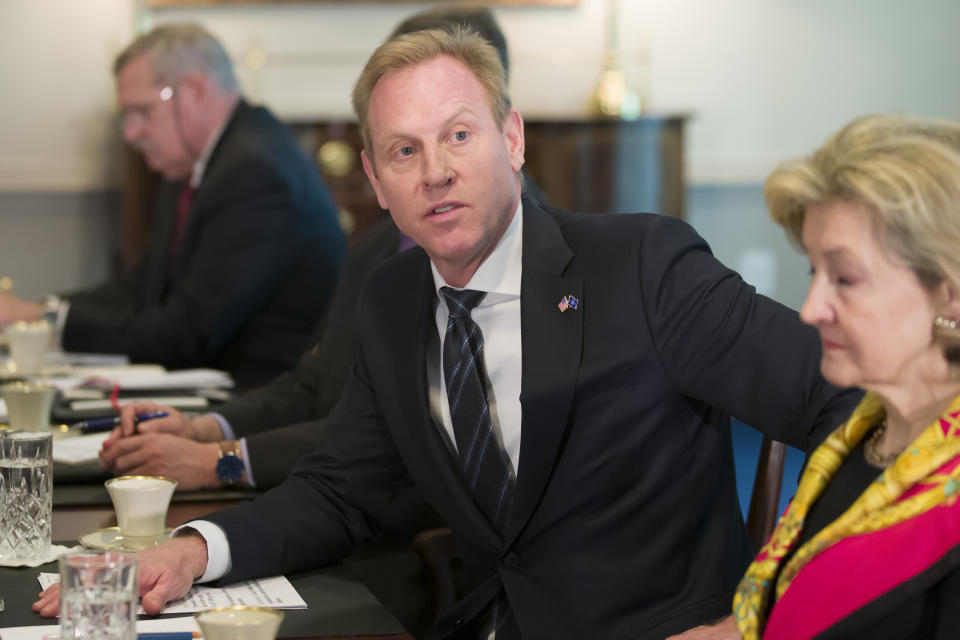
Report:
734,391,960,639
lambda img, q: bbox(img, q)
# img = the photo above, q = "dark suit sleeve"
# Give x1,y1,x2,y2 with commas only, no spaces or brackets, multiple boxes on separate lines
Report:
204,342,412,583
63,157,312,368
215,217,399,437
637,214,860,449
245,419,324,489
217,349,326,438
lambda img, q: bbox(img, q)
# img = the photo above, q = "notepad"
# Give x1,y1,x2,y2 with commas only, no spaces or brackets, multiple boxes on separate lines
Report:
37,573,308,613
0,614,200,640
51,432,111,465
69,397,209,412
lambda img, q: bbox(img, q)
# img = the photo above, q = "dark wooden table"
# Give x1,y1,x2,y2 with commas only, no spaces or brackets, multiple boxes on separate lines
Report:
0,493,414,640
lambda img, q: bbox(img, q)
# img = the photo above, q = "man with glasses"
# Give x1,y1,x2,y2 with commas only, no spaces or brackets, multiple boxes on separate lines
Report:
0,23,345,389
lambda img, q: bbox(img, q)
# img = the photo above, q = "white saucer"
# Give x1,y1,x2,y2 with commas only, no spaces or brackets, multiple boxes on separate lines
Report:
79,527,173,551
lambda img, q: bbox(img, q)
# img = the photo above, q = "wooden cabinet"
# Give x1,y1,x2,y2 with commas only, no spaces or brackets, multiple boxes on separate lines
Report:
523,116,685,219
119,115,686,265
289,115,686,239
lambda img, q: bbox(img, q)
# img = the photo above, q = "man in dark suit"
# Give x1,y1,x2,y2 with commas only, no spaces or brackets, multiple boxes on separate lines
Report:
96,6,545,492
36,29,856,640
99,216,406,489
0,24,345,389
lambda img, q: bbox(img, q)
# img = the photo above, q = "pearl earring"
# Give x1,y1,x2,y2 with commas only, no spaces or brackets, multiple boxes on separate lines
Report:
935,316,958,330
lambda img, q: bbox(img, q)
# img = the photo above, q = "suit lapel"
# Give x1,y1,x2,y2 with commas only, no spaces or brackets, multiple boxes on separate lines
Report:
509,200,582,539
389,252,505,547
171,102,247,271
142,182,180,303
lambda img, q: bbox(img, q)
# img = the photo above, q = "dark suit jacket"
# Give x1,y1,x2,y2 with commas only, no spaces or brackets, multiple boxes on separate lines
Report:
62,101,346,389
205,199,859,639
219,216,401,488
224,170,545,487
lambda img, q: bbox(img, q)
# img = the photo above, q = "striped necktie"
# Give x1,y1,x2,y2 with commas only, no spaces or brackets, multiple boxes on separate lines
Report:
440,286,516,534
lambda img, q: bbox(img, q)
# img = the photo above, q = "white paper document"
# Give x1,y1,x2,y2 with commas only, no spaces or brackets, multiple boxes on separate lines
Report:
0,614,200,640
46,352,131,367
66,367,233,390
69,397,209,412
50,432,111,465
37,572,307,614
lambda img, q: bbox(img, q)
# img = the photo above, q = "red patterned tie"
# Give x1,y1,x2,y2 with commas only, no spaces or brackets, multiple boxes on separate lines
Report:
172,182,194,252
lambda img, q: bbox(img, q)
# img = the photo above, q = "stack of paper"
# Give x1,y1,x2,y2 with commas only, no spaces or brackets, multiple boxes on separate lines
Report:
51,432,111,465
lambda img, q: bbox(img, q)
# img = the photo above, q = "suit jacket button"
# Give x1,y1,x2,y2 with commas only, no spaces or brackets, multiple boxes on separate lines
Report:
454,617,465,627
502,553,520,570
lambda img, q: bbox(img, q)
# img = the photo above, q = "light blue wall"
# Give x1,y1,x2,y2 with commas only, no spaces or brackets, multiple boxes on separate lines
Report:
0,192,118,301
687,184,810,312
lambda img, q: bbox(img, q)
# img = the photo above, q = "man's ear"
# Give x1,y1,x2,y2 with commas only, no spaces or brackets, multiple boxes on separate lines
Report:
175,71,207,106
361,149,389,210
502,109,525,173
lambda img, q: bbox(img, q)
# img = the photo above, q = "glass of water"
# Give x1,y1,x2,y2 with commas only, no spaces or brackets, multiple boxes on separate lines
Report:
0,430,52,563
59,551,138,640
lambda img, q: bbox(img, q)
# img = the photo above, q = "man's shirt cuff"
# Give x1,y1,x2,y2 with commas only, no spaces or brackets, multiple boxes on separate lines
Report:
173,520,232,583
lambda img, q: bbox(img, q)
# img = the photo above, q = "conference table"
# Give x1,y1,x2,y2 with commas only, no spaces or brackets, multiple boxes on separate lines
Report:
0,473,415,640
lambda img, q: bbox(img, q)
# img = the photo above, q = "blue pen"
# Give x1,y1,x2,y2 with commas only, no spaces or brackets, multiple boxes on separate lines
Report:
70,410,170,433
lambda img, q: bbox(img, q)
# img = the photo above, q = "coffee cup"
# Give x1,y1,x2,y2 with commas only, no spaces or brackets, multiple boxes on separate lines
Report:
195,606,284,640
1,381,56,431
4,320,52,375
105,475,177,547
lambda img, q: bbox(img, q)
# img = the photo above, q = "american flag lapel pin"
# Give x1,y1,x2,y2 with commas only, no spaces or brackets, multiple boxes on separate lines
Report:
558,295,579,312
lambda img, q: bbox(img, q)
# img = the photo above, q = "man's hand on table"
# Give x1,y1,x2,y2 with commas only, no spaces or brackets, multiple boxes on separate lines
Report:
665,616,740,639
110,402,223,442
0,292,43,325
99,432,221,490
32,533,209,617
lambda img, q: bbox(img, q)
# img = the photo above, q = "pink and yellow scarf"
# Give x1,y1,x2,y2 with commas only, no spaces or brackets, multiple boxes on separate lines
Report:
733,391,960,639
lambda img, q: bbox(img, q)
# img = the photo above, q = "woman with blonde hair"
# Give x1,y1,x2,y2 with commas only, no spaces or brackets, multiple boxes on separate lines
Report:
734,114,960,638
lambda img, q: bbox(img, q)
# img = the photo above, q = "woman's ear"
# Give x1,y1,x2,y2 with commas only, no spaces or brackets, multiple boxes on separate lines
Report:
935,280,960,322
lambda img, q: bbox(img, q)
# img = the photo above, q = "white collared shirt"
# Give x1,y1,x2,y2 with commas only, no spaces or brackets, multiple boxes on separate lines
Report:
188,99,238,189
428,200,524,475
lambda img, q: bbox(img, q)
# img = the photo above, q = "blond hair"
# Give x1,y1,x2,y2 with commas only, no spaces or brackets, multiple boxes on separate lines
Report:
766,114,960,359
351,26,510,160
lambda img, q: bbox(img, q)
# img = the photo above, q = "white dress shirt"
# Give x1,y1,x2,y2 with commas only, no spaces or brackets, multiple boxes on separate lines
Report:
428,201,524,475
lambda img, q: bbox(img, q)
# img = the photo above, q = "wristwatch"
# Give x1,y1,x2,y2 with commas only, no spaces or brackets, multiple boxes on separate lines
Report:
215,441,246,487
41,294,61,325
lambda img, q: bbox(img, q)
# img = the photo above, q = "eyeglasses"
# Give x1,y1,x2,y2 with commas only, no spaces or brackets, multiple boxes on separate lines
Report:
117,85,175,130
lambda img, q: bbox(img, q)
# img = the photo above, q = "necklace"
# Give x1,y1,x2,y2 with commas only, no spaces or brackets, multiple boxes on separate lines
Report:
864,419,900,467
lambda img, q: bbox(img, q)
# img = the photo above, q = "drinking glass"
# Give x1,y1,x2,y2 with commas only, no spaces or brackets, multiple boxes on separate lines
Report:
0,430,52,562
59,551,138,640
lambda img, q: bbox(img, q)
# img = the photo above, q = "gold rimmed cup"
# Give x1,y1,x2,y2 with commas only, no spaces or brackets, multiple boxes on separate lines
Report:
4,320,52,375
1,381,56,432
105,475,177,547
195,605,284,640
